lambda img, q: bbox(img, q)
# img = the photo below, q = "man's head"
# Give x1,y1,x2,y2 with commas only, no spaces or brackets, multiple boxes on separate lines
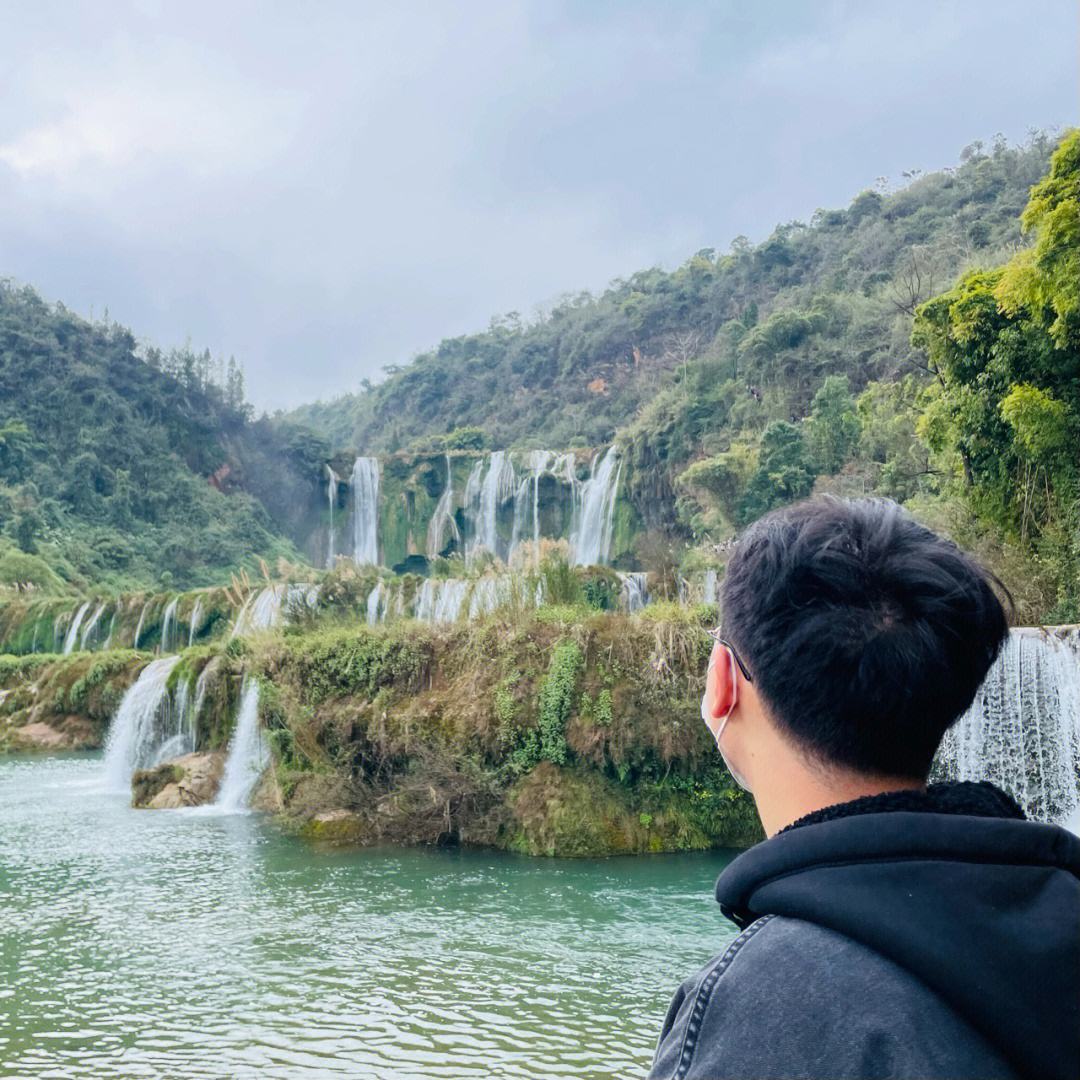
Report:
704,497,1009,796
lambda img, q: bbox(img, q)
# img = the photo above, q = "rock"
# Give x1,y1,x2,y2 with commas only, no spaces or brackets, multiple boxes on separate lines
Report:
11,716,96,751
132,752,225,809
301,808,368,846
14,721,69,749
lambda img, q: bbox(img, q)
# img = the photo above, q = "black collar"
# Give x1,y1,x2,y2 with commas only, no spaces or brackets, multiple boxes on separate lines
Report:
779,780,1025,836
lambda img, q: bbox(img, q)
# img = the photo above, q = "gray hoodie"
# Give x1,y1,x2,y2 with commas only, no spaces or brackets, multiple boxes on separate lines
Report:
649,782,1080,1080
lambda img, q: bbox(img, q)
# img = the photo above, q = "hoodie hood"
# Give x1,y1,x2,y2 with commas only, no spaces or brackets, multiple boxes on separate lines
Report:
715,782,1080,1080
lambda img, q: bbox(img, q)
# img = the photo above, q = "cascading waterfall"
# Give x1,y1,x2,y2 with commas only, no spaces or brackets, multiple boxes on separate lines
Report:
214,679,269,812
80,602,108,651
934,629,1080,827
133,600,151,650
703,569,718,606
351,457,380,566
103,613,116,650
160,596,180,654
326,464,340,567
102,656,182,791
426,455,460,559
571,446,621,567
529,450,553,559
188,598,203,648
62,602,91,656
366,582,386,626
232,584,315,637
466,451,517,564
618,572,650,613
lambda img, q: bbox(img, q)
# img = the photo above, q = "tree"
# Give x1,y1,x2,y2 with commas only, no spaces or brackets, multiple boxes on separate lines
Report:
739,422,815,524
806,375,860,474
997,129,1079,349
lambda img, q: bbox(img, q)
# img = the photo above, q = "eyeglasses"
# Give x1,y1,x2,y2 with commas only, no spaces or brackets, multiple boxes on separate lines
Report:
706,627,753,683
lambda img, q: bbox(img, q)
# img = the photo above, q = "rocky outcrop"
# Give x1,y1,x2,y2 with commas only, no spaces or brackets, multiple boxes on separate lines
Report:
132,752,225,809
9,713,97,751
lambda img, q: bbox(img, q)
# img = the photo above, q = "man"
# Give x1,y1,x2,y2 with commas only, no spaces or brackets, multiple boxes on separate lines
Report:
649,497,1080,1080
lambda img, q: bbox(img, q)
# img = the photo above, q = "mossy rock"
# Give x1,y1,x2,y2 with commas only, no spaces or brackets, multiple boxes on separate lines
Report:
299,808,370,847
507,762,649,856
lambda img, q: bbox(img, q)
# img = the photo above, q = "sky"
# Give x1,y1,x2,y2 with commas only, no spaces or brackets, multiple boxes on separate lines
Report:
0,1,1076,412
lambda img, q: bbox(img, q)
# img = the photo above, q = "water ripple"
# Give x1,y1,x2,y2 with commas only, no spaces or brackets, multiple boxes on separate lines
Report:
0,754,737,1078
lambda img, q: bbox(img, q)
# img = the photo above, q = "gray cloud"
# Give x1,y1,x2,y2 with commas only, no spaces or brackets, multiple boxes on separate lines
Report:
0,0,1075,410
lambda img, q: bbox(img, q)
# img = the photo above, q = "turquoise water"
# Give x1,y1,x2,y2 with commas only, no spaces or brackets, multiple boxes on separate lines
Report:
0,754,739,1078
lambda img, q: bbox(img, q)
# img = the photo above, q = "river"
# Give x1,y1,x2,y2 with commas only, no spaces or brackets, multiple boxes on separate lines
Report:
0,753,738,1079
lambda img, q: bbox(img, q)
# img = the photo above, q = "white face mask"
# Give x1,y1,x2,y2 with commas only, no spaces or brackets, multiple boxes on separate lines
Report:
702,648,753,792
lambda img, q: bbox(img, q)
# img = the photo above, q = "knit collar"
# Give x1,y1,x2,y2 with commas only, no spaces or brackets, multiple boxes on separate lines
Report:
779,779,1026,836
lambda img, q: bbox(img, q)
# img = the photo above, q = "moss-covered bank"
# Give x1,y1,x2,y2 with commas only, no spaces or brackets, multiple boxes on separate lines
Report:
0,650,150,750
0,606,761,854
250,606,762,854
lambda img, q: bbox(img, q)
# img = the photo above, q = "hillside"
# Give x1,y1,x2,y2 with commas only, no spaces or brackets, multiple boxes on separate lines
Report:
289,132,1077,622
0,285,327,592
290,134,1056,454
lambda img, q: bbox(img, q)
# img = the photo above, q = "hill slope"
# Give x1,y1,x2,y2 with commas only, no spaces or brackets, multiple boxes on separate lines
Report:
290,134,1056,454
0,285,327,592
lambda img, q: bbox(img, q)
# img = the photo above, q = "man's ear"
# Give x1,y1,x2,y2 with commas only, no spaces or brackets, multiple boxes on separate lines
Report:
704,641,737,724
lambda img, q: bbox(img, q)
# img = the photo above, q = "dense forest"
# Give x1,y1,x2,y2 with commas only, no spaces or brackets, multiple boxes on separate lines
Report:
291,134,1056,452
1,131,1075,623
292,131,1077,622
0,287,329,592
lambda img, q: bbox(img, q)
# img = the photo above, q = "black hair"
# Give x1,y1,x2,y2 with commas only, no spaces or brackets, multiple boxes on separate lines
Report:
720,497,1010,780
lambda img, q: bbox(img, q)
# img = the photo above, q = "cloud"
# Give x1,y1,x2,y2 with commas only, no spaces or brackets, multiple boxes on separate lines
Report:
0,0,1075,411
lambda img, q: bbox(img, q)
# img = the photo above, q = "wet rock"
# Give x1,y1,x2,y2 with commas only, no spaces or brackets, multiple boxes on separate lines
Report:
301,808,368,846
132,752,225,809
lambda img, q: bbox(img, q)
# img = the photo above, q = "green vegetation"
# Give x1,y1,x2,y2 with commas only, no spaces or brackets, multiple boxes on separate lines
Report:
1,132,1075,856
0,283,327,592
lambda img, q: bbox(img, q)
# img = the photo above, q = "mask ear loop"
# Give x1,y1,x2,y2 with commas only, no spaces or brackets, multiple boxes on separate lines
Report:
710,645,739,748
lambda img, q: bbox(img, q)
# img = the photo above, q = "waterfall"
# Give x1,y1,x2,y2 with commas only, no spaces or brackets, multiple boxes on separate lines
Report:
80,602,108,651
571,446,622,567
466,452,516,564
103,613,116,650
934,629,1080,827
62,602,91,656
351,457,380,566
529,450,552,559
426,455,461,559
133,600,151,650
618,572,650,613
102,656,182,791
160,596,180,653
435,579,468,622
326,464,340,567
414,579,437,622
510,473,532,561
232,585,288,637
188,598,203,648
703,569,718,607
214,679,269,812
366,582,385,626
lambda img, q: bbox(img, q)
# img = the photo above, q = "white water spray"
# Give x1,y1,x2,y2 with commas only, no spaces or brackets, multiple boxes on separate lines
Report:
703,569,718,607
80,602,108,651
351,457,380,565
571,446,622,567
214,679,269,812
618,572,650,613
188,598,203,648
160,596,180,653
102,656,182,792
133,600,151,650
326,464,340,567
935,629,1080,827
62,602,91,656
426,455,460,559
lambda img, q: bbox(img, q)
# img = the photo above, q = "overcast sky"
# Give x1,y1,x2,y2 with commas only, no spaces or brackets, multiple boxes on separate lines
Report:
0,1,1075,411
